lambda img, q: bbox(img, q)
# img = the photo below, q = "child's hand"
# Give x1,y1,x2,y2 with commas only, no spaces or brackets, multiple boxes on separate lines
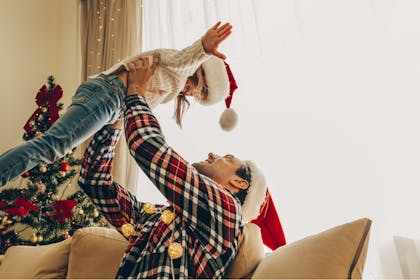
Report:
126,53,160,96
201,22,232,60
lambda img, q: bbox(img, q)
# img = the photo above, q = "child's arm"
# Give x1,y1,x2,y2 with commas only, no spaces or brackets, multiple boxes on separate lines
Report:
160,22,232,78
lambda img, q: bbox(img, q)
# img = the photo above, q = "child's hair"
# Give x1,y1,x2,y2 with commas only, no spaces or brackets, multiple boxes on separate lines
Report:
173,67,208,128
174,93,190,128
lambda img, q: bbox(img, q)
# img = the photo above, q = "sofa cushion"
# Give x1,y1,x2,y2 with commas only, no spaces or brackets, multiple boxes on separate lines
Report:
0,238,71,279
252,217,372,279
225,223,265,279
67,226,128,279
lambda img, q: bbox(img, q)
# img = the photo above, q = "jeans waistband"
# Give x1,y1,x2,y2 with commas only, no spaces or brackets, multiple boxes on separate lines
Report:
97,73,127,96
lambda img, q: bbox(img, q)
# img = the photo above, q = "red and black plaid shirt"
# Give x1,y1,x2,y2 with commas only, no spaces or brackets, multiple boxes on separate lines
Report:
78,95,243,279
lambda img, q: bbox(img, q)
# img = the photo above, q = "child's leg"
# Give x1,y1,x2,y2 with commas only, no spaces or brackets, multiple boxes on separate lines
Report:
0,74,126,186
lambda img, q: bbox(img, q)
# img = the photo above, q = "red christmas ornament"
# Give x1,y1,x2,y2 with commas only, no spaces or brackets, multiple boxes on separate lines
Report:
60,162,70,172
22,171,30,178
50,200,76,222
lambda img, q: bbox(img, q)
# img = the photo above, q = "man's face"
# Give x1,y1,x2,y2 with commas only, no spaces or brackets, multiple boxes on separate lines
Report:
192,152,244,189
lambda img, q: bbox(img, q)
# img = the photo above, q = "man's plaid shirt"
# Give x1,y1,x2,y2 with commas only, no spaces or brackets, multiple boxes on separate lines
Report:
78,95,243,279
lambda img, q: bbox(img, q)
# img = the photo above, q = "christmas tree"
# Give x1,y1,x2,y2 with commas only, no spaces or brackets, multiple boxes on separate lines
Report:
0,76,107,253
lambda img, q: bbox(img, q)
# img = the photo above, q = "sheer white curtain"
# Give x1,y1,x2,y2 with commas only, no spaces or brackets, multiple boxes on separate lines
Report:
142,0,261,58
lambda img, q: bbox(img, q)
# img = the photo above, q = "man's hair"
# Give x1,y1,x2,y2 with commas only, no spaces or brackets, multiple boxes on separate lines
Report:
235,164,252,204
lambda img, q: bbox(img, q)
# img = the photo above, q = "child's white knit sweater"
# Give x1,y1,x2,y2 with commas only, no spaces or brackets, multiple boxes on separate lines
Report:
96,40,211,109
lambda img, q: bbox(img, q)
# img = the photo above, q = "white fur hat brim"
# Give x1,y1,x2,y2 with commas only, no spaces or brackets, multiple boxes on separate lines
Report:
242,160,267,223
196,56,230,106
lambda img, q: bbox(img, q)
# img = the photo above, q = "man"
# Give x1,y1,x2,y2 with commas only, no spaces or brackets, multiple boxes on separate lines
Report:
78,56,267,278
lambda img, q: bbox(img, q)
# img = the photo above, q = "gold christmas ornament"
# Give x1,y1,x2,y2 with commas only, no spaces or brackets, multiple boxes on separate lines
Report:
58,171,66,177
64,232,70,239
37,235,43,242
93,209,99,218
30,234,38,243
6,219,12,225
39,165,47,173
78,209,84,215
121,223,135,238
29,120,35,127
143,203,155,214
35,131,43,137
161,210,176,225
41,107,48,113
168,242,183,259
38,114,44,121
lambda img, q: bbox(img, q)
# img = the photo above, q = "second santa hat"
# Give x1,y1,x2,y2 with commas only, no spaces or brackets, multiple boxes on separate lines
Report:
195,56,239,131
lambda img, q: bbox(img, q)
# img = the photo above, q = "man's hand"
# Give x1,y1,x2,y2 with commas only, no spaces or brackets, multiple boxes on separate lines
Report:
126,53,160,96
201,22,232,60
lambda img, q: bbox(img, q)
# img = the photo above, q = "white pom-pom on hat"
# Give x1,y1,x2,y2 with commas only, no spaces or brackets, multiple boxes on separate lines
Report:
219,108,238,131
219,61,239,131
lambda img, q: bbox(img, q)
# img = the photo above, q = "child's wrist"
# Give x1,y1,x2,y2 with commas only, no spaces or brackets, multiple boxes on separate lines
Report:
127,85,147,96
201,37,209,54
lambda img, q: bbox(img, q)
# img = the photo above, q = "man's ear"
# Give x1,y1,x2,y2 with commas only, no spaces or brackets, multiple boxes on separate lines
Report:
229,176,249,191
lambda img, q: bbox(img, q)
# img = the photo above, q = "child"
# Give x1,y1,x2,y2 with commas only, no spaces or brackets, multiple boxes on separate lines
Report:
0,22,233,186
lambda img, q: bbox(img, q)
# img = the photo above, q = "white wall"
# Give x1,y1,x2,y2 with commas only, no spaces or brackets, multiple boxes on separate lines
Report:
0,0,80,154
141,1,420,278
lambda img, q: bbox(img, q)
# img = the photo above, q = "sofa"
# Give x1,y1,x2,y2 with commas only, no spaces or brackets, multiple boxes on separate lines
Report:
0,217,371,279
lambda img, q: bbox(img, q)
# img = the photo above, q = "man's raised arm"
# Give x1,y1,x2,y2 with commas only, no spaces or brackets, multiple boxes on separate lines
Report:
123,57,241,251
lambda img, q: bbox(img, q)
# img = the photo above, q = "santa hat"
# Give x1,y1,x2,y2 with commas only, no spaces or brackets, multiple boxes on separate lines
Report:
250,189,287,250
196,57,239,131
241,160,267,223
241,161,286,250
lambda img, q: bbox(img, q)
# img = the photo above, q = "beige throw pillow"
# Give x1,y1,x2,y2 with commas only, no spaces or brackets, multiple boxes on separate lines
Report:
225,223,265,279
0,238,71,279
67,226,128,279
252,217,372,279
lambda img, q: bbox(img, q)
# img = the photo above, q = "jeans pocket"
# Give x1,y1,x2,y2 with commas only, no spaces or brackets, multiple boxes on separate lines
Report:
72,80,103,104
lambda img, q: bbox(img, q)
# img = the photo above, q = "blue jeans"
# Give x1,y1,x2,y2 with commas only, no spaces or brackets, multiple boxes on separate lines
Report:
0,74,127,186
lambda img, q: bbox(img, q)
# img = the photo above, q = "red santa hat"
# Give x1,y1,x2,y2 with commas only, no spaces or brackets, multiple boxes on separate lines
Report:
196,57,239,131
250,189,287,250
242,160,287,250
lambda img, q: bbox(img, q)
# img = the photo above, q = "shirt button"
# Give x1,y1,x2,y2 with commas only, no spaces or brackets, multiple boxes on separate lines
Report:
121,223,135,238
143,203,155,214
161,210,176,225
168,242,183,259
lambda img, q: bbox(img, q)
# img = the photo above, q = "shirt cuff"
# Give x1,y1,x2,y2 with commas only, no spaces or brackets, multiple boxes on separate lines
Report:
125,94,149,108
97,125,123,146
